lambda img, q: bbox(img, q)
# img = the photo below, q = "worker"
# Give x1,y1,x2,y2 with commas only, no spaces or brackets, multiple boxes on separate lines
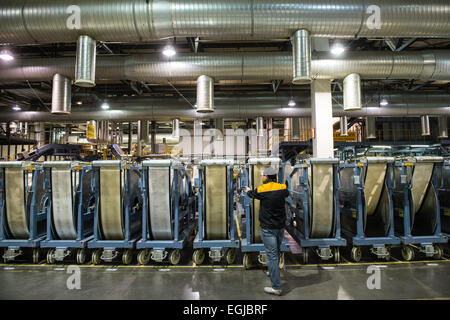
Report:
245,166,289,296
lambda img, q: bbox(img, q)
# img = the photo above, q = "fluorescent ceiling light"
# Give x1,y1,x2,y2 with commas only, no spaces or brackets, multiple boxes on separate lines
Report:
162,45,176,57
101,102,110,110
330,44,345,55
0,51,14,61
12,105,21,111
288,100,296,107
380,99,389,106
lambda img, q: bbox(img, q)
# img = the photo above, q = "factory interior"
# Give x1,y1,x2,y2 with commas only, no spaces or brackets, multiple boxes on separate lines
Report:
0,0,449,304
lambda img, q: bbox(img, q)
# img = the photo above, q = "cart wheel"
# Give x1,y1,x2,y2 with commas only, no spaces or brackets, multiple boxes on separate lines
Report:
384,247,391,261
192,249,205,265
137,249,151,265
279,252,285,269
91,249,102,265
226,248,236,265
334,247,340,263
46,249,56,264
433,245,443,260
351,247,362,262
401,245,414,261
169,249,181,265
122,249,133,265
302,248,309,264
243,253,252,270
76,249,86,265
32,248,40,264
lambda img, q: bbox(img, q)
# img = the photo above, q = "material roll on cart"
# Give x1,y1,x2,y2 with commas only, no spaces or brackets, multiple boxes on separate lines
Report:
88,160,142,265
392,156,447,261
192,159,240,265
136,159,196,265
40,161,95,264
0,161,47,263
436,158,450,237
285,158,346,264
240,157,290,270
338,157,400,262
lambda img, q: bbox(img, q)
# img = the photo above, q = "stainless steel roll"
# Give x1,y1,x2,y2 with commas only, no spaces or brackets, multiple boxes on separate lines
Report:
148,164,173,240
99,165,124,240
364,163,388,216
48,161,77,239
204,165,228,240
4,165,28,238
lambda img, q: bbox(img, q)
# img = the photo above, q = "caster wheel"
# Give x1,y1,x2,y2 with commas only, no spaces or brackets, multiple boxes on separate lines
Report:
169,249,181,265
401,246,414,261
334,247,340,263
243,253,252,270
226,248,236,265
91,249,102,265
302,248,309,264
279,252,285,269
122,250,133,265
46,249,56,264
192,249,205,265
433,245,443,260
384,247,391,261
76,249,86,265
32,249,40,264
137,249,151,265
351,247,362,262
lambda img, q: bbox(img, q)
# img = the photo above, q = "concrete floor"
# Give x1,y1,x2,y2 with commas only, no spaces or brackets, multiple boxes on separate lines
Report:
1,260,449,300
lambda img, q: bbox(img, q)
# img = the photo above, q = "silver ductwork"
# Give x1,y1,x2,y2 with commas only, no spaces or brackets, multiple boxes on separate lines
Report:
421,115,431,136
172,118,180,138
340,116,348,137
215,118,224,140
141,120,150,143
196,75,214,113
343,73,362,111
51,74,71,114
3,92,450,122
1,1,449,45
2,51,450,83
366,117,377,140
438,116,448,138
292,29,311,84
256,117,264,137
75,35,96,87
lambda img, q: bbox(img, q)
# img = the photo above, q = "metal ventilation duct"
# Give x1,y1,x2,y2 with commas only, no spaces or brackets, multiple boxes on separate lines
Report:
2,51,450,83
51,74,71,114
4,92,450,122
1,1,449,44
292,29,311,84
340,116,348,137
196,75,214,113
366,117,376,140
343,73,362,111
141,120,150,143
284,118,292,141
75,35,96,87
438,116,448,138
256,117,264,137
215,118,224,140
172,118,180,138
421,115,431,136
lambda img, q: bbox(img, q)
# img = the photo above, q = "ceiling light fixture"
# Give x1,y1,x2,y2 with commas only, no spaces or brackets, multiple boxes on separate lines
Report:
380,99,389,106
288,99,296,107
330,44,345,55
12,105,21,111
101,102,110,110
162,43,176,57
0,50,14,61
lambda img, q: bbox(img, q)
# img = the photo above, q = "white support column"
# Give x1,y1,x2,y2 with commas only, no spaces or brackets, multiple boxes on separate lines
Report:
311,79,334,158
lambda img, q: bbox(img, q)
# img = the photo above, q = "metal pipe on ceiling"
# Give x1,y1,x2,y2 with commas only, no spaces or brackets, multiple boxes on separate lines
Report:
343,73,362,111
420,115,431,136
2,51,450,83
340,116,348,136
196,75,214,113
1,0,449,45
74,35,96,87
291,29,311,84
51,74,71,114
438,116,448,138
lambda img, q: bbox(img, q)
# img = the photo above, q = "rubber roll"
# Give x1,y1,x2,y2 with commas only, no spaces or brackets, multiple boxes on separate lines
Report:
99,166,124,240
148,166,173,240
204,165,228,240
4,167,28,239
310,163,334,238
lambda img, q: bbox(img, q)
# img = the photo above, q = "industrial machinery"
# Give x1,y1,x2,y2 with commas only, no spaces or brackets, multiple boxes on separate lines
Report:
392,156,447,260
88,160,142,264
136,159,196,265
192,159,240,265
286,158,346,263
240,157,290,270
436,158,449,237
0,161,47,263
338,157,401,261
40,161,95,264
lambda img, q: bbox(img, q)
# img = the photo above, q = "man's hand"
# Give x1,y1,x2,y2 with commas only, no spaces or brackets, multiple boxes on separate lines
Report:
245,187,251,193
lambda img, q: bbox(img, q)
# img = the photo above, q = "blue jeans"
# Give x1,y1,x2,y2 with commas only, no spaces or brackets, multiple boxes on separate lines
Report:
261,228,284,290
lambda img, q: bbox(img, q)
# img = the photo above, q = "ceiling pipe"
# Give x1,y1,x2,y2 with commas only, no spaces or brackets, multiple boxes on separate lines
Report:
2,51,450,83
3,92,449,122
438,116,448,139
343,73,362,111
172,118,180,138
75,35,96,87
51,74,71,114
340,116,348,137
196,75,214,113
256,117,265,137
291,29,311,84
366,117,377,140
1,1,449,45
420,115,431,136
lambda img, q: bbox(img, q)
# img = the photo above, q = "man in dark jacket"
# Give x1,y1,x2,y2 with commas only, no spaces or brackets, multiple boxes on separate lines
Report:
245,166,289,296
